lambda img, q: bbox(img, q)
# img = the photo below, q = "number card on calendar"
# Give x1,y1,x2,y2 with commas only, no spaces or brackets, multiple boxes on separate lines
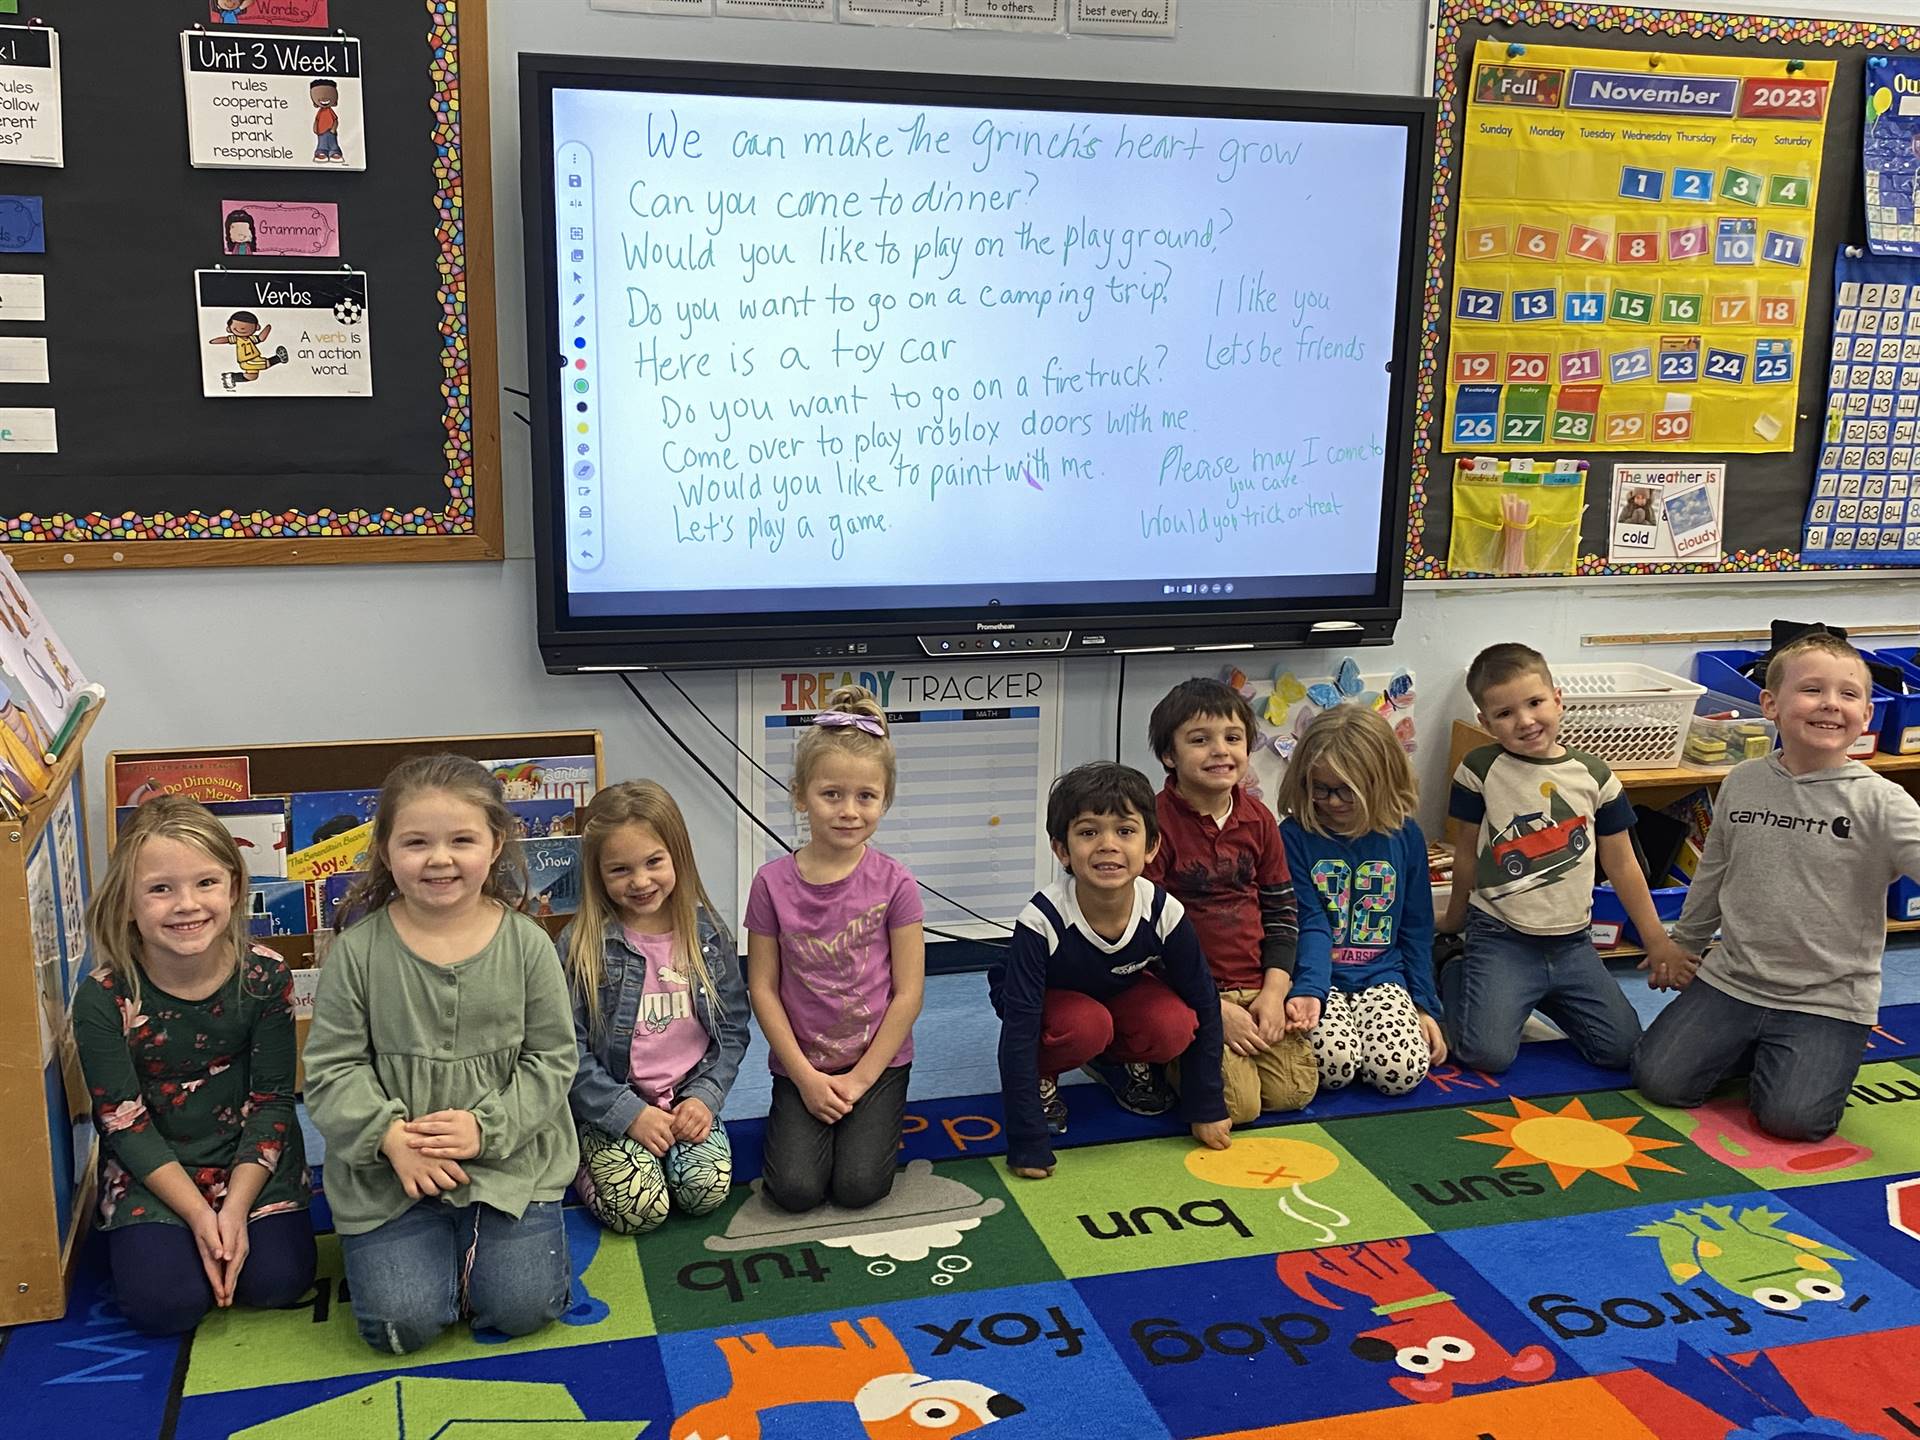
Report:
1445,41,1833,453
1800,252,1920,566
1865,57,1920,258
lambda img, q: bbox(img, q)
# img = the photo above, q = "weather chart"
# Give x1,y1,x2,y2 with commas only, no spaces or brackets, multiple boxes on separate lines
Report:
1445,42,1834,454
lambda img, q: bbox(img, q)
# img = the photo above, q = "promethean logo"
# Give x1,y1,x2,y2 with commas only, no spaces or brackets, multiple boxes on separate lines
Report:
976,622,1016,632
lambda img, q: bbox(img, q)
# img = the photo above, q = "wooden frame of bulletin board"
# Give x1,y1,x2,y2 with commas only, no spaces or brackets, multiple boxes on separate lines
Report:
0,0,499,573
1412,0,1920,581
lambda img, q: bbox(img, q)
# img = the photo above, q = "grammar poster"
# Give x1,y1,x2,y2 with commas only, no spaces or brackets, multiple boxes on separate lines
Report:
738,662,1061,939
1446,41,1833,453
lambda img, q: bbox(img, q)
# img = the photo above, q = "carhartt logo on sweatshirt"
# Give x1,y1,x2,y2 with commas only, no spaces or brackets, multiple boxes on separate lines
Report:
1725,807,1852,838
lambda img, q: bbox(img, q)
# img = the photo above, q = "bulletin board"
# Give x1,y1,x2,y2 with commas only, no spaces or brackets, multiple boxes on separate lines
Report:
0,0,498,571
1411,0,1920,579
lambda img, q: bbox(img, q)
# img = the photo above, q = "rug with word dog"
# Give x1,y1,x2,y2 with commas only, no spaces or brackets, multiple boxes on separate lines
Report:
6,1006,1920,1439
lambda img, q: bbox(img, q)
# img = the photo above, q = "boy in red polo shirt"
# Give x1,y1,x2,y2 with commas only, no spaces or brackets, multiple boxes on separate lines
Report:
1143,678,1317,1121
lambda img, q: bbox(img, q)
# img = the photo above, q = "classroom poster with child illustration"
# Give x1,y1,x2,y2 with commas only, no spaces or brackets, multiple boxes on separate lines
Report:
180,30,364,172
195,268,371,397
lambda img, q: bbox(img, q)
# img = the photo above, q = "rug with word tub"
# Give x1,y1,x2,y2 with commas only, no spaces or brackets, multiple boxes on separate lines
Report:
7,1005,1920,1439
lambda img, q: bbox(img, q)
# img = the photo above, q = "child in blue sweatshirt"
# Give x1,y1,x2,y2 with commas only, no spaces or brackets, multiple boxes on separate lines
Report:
991,762,1230,1177
1277,706,1447,1096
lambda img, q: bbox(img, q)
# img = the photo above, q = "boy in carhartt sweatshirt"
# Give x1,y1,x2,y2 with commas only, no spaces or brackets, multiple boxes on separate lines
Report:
1633,632,1920,1141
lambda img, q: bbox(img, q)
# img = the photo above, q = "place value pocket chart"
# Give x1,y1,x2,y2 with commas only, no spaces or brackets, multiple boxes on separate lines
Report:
1444,41,1834,454
1801,251,1920,566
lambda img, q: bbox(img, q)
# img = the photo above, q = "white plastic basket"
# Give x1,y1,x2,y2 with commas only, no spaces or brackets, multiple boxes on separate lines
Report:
1550,662,1705,769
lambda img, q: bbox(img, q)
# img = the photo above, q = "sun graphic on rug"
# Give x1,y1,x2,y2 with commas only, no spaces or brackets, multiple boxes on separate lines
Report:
1459,1096,1684,1190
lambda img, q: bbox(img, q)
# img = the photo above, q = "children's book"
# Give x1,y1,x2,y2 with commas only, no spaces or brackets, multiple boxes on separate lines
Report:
287,820,372,881
517,836,582,916
1662,786,1716,880
115,797,290,878
0,548,91,738
0,696,49,809
288,788,381,851
483,755,596,807
247,879,314,937
313,871,365,932
113,755,252,806
508,796,577,838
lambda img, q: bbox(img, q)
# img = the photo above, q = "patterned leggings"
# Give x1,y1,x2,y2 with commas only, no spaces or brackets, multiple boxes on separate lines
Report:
575,1119,733,1235
1309,984,1430,1096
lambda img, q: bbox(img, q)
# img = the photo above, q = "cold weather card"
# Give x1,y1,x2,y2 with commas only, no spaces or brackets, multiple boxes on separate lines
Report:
0,26,62,168
180,31,363,171
196,268,371,398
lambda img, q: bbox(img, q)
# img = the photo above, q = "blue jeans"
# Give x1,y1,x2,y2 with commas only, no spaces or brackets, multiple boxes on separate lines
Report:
341,1199,569,1355
1632,977,1870,1141
1442,909,1642,1073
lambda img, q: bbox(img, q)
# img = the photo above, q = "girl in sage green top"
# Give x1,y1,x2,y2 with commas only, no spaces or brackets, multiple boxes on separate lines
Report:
304,754,579,1356
72,797,314,1337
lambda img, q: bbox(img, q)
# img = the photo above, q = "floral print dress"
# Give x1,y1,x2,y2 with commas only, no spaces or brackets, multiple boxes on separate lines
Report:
70,947,310,1230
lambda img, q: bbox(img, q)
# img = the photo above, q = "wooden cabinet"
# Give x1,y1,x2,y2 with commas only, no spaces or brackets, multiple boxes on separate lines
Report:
0,704,103,1326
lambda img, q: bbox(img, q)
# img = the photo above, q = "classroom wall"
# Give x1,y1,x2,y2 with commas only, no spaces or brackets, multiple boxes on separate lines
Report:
31,0,1920,905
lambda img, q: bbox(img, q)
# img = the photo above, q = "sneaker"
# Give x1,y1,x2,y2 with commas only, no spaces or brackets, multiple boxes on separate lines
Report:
1081,1059,1174,1116
1039,1075,1068,1135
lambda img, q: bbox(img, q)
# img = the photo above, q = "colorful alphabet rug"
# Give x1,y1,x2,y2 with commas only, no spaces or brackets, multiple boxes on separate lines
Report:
7,1007,1920,1438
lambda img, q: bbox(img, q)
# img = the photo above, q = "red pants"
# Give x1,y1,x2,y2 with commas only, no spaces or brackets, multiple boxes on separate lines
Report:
1037,974,1198,1078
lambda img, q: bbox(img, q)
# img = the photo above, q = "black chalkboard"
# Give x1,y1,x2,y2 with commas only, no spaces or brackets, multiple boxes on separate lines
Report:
1411,1,1920,580
0,0,497,569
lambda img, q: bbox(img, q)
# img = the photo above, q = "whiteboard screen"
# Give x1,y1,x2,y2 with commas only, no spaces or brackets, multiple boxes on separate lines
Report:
526,61,1430,667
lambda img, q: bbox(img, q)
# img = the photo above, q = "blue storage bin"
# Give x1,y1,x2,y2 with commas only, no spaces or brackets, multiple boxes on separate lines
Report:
1694,647,1890,758
1591,881,1689,950
1892,875,1920,923
1870,648,1920,756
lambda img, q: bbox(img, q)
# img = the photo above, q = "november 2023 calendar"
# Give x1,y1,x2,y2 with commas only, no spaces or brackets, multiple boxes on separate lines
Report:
1801,252,1920,566
1446,41,1834,454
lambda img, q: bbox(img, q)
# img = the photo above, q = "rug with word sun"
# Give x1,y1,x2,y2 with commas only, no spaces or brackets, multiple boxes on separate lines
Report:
6,1005,1920,1439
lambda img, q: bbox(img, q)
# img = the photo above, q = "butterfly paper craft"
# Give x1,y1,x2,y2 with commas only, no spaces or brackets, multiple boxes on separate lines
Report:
1375,669,1416,713
1306,657,1365,710
1223,667,1258,702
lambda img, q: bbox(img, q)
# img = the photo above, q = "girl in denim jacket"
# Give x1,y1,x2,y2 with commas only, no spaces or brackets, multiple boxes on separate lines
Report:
561,782,747,1234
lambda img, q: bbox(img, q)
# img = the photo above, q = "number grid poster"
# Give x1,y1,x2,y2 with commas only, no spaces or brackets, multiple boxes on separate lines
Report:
1801,250,1920,566
737,663,1061,940
1446,40,1832,456
1410,1,1920,581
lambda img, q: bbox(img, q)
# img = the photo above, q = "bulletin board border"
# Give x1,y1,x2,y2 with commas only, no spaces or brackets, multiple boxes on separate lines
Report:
1410,0,1919,581
3,0,502,573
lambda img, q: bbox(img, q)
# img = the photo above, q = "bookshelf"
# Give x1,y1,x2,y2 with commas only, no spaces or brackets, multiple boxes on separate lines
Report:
0,700,103,1326
104,729,604,1075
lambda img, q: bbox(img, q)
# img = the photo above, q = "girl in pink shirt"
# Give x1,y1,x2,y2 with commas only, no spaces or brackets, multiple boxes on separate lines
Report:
745,685,926,1212
562,782,747,1234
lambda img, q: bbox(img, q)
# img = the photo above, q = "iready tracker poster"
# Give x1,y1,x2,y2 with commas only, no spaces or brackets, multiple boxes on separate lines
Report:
195,268,371,397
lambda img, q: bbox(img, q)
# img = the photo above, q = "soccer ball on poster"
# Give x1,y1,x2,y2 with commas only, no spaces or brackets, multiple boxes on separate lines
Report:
1220,658,1417,805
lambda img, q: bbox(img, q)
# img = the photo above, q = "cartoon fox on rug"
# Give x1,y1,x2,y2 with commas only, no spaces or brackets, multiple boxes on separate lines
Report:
1275,1240,1556,1402
671,1315,1026,1440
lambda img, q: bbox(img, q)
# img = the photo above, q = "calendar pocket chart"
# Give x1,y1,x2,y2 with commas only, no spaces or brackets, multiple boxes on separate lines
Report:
1801,251,1920,566
1864,56,1920,258
1445,40,1833,454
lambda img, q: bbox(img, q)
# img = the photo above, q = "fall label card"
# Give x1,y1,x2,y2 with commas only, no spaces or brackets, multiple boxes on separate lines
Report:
180,31,364,171
195,268,371,398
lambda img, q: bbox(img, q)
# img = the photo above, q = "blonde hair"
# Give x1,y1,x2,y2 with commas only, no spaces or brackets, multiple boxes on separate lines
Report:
1764,631,1868,692
335,753,529,924
792,684,897,806
1274,706,1419,839
567,780,728,1036
87,797,251,1013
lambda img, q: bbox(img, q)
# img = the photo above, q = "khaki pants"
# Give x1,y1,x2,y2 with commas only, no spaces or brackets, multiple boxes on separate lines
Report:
1173,989,1319,1124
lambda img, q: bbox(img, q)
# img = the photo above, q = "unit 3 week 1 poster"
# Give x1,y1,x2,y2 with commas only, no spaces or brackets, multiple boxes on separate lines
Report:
1447,41,1833,454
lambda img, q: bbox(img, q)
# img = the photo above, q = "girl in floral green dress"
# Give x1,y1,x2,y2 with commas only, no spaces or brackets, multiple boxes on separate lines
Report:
72,798,313,1335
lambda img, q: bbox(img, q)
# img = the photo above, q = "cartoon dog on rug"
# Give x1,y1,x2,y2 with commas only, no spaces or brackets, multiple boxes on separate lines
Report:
1276,1240,1556,1402
671,1315,1025,1440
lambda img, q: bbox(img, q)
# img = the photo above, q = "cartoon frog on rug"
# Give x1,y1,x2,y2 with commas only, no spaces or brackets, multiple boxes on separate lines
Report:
1632,1202,1854,1313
